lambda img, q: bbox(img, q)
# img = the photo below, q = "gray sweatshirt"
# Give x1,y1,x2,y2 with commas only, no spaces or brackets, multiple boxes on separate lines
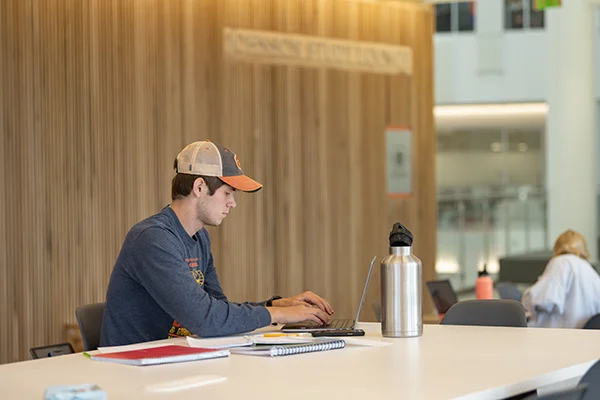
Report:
100,206,272,347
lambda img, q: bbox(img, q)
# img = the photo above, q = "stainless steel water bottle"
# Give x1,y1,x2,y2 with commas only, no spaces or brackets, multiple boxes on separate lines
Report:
381,222,423,338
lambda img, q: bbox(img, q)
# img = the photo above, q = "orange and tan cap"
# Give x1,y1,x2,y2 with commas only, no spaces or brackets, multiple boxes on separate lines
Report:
175,140,263,193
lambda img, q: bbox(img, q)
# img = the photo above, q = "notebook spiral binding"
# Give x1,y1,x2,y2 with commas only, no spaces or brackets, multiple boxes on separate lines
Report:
269,339,346,357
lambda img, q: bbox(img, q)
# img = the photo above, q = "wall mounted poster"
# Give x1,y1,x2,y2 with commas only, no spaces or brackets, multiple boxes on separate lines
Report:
386,127,412,197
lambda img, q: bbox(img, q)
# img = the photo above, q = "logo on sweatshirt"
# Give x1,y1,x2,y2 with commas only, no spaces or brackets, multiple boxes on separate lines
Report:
191,269,205,286
168,257,205,338
168,320,191,338
185,257,205,286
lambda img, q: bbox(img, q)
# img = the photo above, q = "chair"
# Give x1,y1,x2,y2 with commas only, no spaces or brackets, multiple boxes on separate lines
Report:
523,383,588,400
30,343,74,359
580,359,600,399
583,314,600,330
75,302,105,351
440,299,527,327
521,359,600,399
497,281,523,301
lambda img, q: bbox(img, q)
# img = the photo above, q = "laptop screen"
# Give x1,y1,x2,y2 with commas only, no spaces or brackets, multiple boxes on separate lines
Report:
426,280,458,314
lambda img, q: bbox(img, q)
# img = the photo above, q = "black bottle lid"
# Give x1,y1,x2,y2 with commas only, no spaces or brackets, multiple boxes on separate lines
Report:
478,264,489,277
389,222,413,247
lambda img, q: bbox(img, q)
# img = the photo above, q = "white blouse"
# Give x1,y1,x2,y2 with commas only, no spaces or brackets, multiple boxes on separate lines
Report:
522,254,600,329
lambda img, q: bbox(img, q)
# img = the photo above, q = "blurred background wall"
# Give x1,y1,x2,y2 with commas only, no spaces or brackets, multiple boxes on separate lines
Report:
0,0,435,364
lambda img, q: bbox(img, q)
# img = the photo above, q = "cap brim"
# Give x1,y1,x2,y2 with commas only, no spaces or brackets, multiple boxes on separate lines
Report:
219,175,263,193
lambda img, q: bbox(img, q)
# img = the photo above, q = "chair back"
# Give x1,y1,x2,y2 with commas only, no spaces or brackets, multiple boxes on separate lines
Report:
75,302,105,351
580,359,600,400
30,343,74,359
496,282,523,301
440,299,527,327
583,314,600,330
524,383,588,400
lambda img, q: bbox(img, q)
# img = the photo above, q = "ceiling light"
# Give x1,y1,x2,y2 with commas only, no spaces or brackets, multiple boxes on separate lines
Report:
435,103,548,118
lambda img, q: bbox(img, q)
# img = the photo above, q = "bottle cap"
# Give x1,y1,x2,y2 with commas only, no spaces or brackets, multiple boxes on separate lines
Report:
389,222,413,247
478,264,489,277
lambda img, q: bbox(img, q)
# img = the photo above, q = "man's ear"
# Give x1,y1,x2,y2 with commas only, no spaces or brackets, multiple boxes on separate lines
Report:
193,177,205,196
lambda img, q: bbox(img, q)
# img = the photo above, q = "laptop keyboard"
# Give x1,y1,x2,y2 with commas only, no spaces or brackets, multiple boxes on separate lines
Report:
283,318,355,330
327,319,354,329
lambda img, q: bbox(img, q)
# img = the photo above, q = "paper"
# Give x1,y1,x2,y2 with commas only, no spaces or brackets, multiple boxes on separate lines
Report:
186,333,315,348
97,338,187,354
340,337,392,347
186,336,253,349
246,333,314,345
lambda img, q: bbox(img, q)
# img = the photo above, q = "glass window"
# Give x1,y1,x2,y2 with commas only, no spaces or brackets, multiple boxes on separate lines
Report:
436,4,452,33
505,0,545,30
435,2,475,34
435,127,546,291
458,2,475,32
505,0,524,30
529,0,545,28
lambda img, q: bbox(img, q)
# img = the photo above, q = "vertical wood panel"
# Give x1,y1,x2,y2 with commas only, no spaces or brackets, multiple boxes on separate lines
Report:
251,0,276,299
17,0,35,362
0,0,435,364
0,0,7,365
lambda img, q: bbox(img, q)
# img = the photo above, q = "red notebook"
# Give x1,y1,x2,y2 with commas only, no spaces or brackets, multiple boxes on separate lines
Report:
88,345,230,366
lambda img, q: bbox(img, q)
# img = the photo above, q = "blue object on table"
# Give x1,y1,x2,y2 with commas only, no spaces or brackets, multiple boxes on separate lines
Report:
43,384,107,400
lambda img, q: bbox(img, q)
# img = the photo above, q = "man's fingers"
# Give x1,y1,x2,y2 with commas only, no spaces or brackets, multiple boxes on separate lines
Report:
320,298,334,315
311,308,331,325
302,291,327,311
307,293,334,315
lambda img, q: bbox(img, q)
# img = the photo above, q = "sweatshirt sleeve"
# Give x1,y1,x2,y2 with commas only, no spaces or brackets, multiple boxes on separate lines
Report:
126,227,272,337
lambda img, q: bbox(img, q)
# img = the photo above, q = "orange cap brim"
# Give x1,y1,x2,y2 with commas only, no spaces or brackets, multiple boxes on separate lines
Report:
219,175,263,193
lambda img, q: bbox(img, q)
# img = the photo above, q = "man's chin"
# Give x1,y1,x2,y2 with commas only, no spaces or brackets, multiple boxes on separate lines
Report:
206,219,224,227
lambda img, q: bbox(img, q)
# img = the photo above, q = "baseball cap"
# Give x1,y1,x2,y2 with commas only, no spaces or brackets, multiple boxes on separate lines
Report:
175,140,263,192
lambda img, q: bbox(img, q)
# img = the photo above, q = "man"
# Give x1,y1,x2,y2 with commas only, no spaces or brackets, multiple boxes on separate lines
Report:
100,140,333,346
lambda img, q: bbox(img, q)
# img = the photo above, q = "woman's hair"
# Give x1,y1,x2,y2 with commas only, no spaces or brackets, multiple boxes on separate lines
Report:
553,229,590,260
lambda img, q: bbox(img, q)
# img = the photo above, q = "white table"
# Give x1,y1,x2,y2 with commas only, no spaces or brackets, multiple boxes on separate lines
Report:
2,323,600,400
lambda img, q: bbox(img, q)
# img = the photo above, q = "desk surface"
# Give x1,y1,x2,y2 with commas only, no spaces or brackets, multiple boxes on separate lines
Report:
2,323,600,400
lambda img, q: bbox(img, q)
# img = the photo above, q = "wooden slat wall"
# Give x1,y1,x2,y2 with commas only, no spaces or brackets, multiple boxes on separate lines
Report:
0,0,435,364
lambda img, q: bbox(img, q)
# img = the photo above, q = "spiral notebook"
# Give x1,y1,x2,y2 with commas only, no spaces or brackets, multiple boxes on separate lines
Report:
230,339,346,357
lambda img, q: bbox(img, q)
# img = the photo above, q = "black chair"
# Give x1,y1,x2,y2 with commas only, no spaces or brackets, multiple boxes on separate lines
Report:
583,314,600,330
30,343,74,359
522,359,600,399
440,299,527,327
580,359,600,400
523,383,588,400
75,302,105,351
497,282,523,301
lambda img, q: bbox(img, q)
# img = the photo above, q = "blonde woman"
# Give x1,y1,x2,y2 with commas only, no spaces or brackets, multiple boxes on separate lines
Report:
522,230,600,328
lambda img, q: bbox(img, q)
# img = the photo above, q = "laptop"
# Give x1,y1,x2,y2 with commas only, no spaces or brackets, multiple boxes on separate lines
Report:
281,256,377,333
426,279,458,315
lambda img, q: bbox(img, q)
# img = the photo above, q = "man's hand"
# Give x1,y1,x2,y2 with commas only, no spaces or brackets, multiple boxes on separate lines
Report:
272,291,334,315
266,305,331,326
